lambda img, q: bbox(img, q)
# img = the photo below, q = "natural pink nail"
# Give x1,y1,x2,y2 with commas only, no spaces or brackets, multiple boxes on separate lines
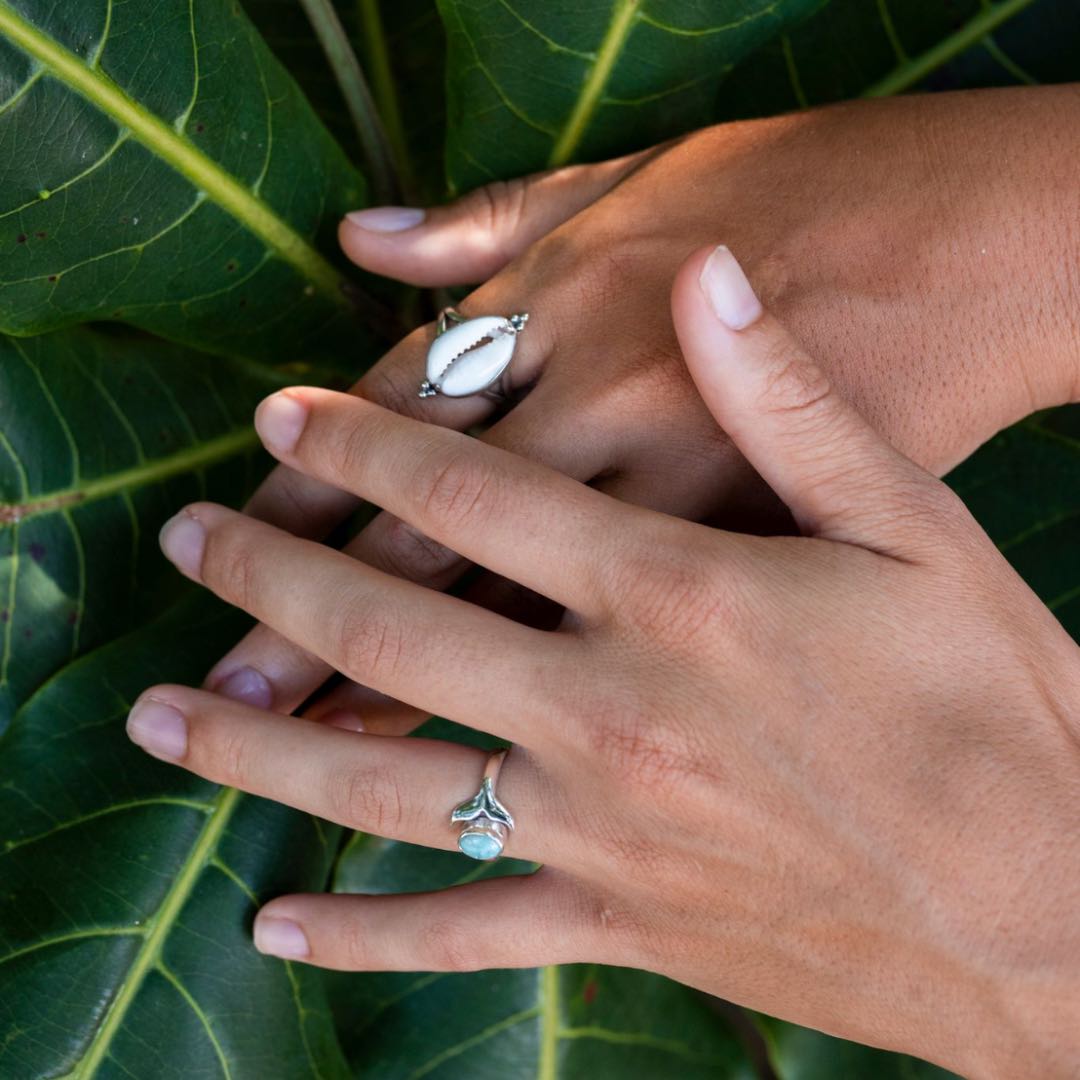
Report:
699,245,763,331
214,666,273,709
254,916,310,959
159,512,206,578
254,393,308,456
126,699,188,762
321,709,365,733
345,206,426,233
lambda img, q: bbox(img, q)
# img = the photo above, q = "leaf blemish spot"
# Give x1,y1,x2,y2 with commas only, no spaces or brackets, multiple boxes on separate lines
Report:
28,542,46,563
16,234,27,244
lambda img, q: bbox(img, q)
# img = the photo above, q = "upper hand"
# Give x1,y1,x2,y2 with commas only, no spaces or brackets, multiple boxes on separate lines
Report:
129,245,1080,1078
206,86,1080,733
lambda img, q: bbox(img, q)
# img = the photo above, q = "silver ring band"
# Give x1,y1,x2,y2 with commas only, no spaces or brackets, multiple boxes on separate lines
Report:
419,307,529,400
451,748,514,860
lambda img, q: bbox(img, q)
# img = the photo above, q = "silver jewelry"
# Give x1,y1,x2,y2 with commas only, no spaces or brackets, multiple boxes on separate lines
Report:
451,748,514,860
419,307,529,399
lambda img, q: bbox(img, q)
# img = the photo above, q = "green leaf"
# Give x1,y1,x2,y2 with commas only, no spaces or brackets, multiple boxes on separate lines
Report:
757,1015,958,1079
948,408,1080,638
246,0,448,204
327,834,755,1078
0,326,284,728
0,596,348,1078
0,0,370,362
715,0,1076,116
436,0,821,192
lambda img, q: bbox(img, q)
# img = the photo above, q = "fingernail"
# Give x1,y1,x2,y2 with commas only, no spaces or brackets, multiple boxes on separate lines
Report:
214,666,273,709
254,916,310,959
159,512,206,578
345,206,426,233
254,392,308,455
321,709,365,733
699,245,763,331
127,699,188,762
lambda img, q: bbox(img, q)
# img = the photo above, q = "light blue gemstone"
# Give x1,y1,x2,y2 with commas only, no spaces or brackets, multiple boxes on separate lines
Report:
460,831,502,860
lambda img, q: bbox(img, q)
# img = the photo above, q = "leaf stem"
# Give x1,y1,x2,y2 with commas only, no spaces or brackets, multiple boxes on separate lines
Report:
862,0,1038,97
357,0,417,201
298,0,401,203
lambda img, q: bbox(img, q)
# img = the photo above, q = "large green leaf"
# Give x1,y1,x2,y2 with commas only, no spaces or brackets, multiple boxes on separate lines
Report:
0,326,284,728
0,597,348,1078
948,408,1080,639
0,0,370,362
757,1015,957,1080
436,0,821,192
246,0,447,204
715,0,1077,115
327,833,756,1078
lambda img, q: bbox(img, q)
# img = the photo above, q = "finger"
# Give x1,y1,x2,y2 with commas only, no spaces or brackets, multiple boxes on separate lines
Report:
671,245,944,550
241,322,497,540
203,509,467,715
251,390,639,615
253,870,600,970
207,385,613,714
305,686,423,737
125,686,551,859
159,503,566,739
339,151,649,287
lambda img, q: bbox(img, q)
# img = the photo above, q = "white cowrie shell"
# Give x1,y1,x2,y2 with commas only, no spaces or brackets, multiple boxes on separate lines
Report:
424,316,518,398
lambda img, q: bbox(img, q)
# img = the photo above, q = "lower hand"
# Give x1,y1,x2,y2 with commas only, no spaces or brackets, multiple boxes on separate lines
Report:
129,246,1080,1077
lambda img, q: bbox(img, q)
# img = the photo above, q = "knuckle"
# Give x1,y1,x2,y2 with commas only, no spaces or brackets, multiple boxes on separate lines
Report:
586,702,690,796
359,330,431,420
216,729,253,789
583,894,657,960
468,177,529,245
418,919,482,972
379,516,461,585
757,340,834,420
334,603,408,684
203,526,259,610
326,762,403,834
607,542,734,646
341,916,373,968
413,447,497,532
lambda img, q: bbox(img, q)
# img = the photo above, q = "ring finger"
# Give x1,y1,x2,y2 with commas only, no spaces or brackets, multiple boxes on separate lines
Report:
125,685,556,862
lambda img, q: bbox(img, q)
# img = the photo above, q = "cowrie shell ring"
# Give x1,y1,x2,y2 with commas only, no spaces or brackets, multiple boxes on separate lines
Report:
419,307,529,399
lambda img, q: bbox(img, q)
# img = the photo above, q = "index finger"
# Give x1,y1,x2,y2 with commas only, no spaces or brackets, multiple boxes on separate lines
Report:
251,388,638,617
243,322,497,537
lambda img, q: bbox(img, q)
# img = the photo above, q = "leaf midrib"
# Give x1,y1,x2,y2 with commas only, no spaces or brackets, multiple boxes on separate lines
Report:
0,427,261,525
62,786,242,1079
0,3,348,306
548,0,642,167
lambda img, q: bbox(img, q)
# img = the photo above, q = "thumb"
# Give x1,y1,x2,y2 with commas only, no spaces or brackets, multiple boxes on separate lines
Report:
672,245,942,550
339,151,647,287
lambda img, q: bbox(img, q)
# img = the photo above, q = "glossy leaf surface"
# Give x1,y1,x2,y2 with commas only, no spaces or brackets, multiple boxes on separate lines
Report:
0,0,368,361
328,833,756,1078
436,0,822,191
0,598,347,1078
0,326,283,727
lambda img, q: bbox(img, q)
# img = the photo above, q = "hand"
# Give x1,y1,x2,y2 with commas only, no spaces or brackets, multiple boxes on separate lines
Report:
129,245,1080,1077
206,84,1080,732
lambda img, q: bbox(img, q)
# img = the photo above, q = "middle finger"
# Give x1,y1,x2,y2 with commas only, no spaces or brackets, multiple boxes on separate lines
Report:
159,502,568,744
